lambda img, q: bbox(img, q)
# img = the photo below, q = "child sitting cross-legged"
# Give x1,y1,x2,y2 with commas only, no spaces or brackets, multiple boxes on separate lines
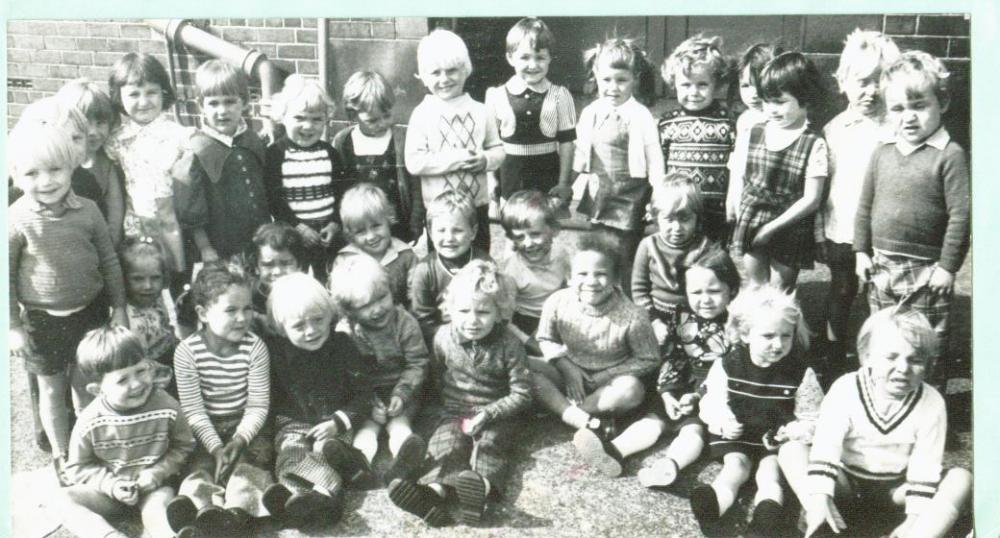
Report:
388,260,532,527
262,273,376,529
58,326,194,538
329,254,430,485
797,308,971,538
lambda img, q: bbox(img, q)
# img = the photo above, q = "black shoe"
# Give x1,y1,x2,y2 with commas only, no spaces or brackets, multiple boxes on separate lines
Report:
193,505,237,536
573,426,624,477
284,490,333,529
225,507,251,535
690,485,721,527
165,495,198,532
384,434,427,484
445,470,488,525
35,430,51,453
319,438,378,489
388,479,452,527
262,483,292,524
745,499,783,538
175,525,198,538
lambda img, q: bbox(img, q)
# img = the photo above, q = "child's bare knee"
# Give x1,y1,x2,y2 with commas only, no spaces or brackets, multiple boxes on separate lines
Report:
608,375,644,406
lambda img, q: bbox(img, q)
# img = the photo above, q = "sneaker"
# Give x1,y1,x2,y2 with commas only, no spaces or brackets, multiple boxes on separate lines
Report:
387,479,452,527
384,434,427,484
638,458,679,488
165,495,198,532
319,438,378,489
689,485,721,527
443,470,488,525
573,427,624,477
745,499,783,538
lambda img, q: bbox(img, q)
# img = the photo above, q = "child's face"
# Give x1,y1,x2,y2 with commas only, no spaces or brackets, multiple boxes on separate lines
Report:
594,59,635,107
430,212,476,261
742,310,795,368
507,41,551,86
257,246,302,288
98,360,155,412
884,83,945,145
685,266,732,320
570,250,616,306
200,94,246,137
120,81,165,125
420,63,468,101
674,66,717,113
841,67,882,118
509,219,556,264
347,291,394,330
84,116,111,157
13,160,73,206
348,218,393,259
763,91,807,129
197,285,254,344
356,109,393,138
125,256,165,309
450,294,501,341
866,326,928,399
739,67,761,112
282,103,327,147
281,304,333,351
656,205,698,246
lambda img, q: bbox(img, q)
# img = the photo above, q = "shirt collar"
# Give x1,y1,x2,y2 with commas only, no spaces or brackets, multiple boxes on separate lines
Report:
25,188,83,213
895,127,950,156
200,120,248,147
451,323,504,346
505,76,551,95
339,238,411,265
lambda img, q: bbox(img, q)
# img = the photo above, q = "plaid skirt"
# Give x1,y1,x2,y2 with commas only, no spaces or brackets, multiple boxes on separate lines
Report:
731,198,814,269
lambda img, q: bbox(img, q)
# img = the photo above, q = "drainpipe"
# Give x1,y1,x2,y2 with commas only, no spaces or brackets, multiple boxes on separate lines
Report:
145,19,280,135
317,18,330,140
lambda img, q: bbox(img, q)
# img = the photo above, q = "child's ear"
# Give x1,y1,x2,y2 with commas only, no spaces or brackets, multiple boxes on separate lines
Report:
506,52,516,68
194,304,208,324
85,382,102,397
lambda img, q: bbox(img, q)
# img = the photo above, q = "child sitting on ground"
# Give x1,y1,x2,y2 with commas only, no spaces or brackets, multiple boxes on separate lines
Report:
59,327,194,538
336,183,418,307
800,308,971,538
409,190,492,346
263,273,374,529
329,255,430,485
497,189,571,356
388,260,532,527
533,234,660,469
692,284,822,537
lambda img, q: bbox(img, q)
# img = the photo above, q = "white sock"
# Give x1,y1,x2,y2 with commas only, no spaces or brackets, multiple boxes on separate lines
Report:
428,483,447,498
561,405,591,429
482,477,492,497
712,484,736,515
312,484,331,497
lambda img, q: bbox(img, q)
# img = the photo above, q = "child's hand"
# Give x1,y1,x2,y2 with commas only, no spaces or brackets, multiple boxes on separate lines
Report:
555,358,587,405
461,152,488,173
135,470,160,494
387,396,405,417
927,266,955,297
463,411,488,436
308,420,340,443
372,398,388,425
8,326,36,359
855,252,873,283
214,437,247,484
751,223,776,247
200,246,220,263
319,222,340,246
112,478,140,506
110,307,129,329
661,393,684,421
525,337,543,358
548,184,573,206
652,319,670,345
678,393,699,416
804,493,846,537
719,418,743,440
296,223,322,248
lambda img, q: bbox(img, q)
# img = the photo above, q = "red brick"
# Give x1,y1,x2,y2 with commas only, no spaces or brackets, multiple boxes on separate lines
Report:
265,18,284,28
251,44,277,58
95,52,125,66
884,15,917,35
7,48,32,63
76,37,110,50
270,59,296,73
11,34,45,49
61,50,95,65
55,22,88,36
894,36,949,57
296,60,319,75
86,23,120,37
295,29,317,44
302,19,317,28
43,35,77,50
258,28,296,43
35,77,70,91
32,50,62,63
121,24,152,39
283,18,302,27
79,65,111,80
276,44,316,60
107,38,138,52
372,22,395,39
395,17,428,39
948,37,970,57
21,63,52,77
222,27,259,42
918,14,970,36
138,40,166,54
11,91,33,104
329,21,372,39
6,20,34,34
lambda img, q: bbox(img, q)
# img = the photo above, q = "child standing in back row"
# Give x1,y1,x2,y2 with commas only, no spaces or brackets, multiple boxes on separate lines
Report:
816,30,899,381
854,51,970,393
406,29,505,252
485,17,577,204
659,35,734,242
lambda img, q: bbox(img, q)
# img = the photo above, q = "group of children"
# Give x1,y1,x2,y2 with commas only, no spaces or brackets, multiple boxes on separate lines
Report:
7,15,971,538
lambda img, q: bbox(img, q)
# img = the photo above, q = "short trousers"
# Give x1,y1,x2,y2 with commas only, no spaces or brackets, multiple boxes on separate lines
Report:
23,298,108,376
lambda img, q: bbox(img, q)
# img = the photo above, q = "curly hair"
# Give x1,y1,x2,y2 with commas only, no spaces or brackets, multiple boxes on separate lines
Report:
445,259,516,323
726,283,810,352
880,50,951,106
661,34,730,88
190,260,252,309
584,36,656,106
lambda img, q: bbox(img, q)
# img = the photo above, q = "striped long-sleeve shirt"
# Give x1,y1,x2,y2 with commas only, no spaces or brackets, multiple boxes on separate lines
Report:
264,137,346,226
174,332,270,453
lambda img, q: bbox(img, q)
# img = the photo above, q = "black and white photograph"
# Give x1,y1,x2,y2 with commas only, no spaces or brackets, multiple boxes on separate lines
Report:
6,13,974,537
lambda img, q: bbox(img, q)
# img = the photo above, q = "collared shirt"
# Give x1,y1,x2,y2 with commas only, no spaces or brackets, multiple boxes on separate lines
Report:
895,126,950,156
199,119,249,148
24,188,84,214
573,96,664,181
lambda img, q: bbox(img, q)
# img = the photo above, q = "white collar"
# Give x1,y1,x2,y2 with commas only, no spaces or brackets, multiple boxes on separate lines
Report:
200,120,248,147
340,237,411,265
505,76,551,95
895,127,950,156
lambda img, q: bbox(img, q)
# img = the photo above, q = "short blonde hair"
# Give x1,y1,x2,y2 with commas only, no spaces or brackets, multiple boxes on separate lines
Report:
17,97,88,165
881,50,951,106
342,70,394,117
417,29,472,79
267,273,336,333
661,34,729,88
7,121,82,178
328,254,392,313
650,173,704,219
195,59,250,103
340,183,396,234
426,190,478,230
856,307,938,371
445,259,515,322
270,74,335,121
835,29,900,89
726,284,810,351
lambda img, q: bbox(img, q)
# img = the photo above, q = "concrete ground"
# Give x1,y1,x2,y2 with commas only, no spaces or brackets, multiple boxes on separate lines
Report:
11,213,972,537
